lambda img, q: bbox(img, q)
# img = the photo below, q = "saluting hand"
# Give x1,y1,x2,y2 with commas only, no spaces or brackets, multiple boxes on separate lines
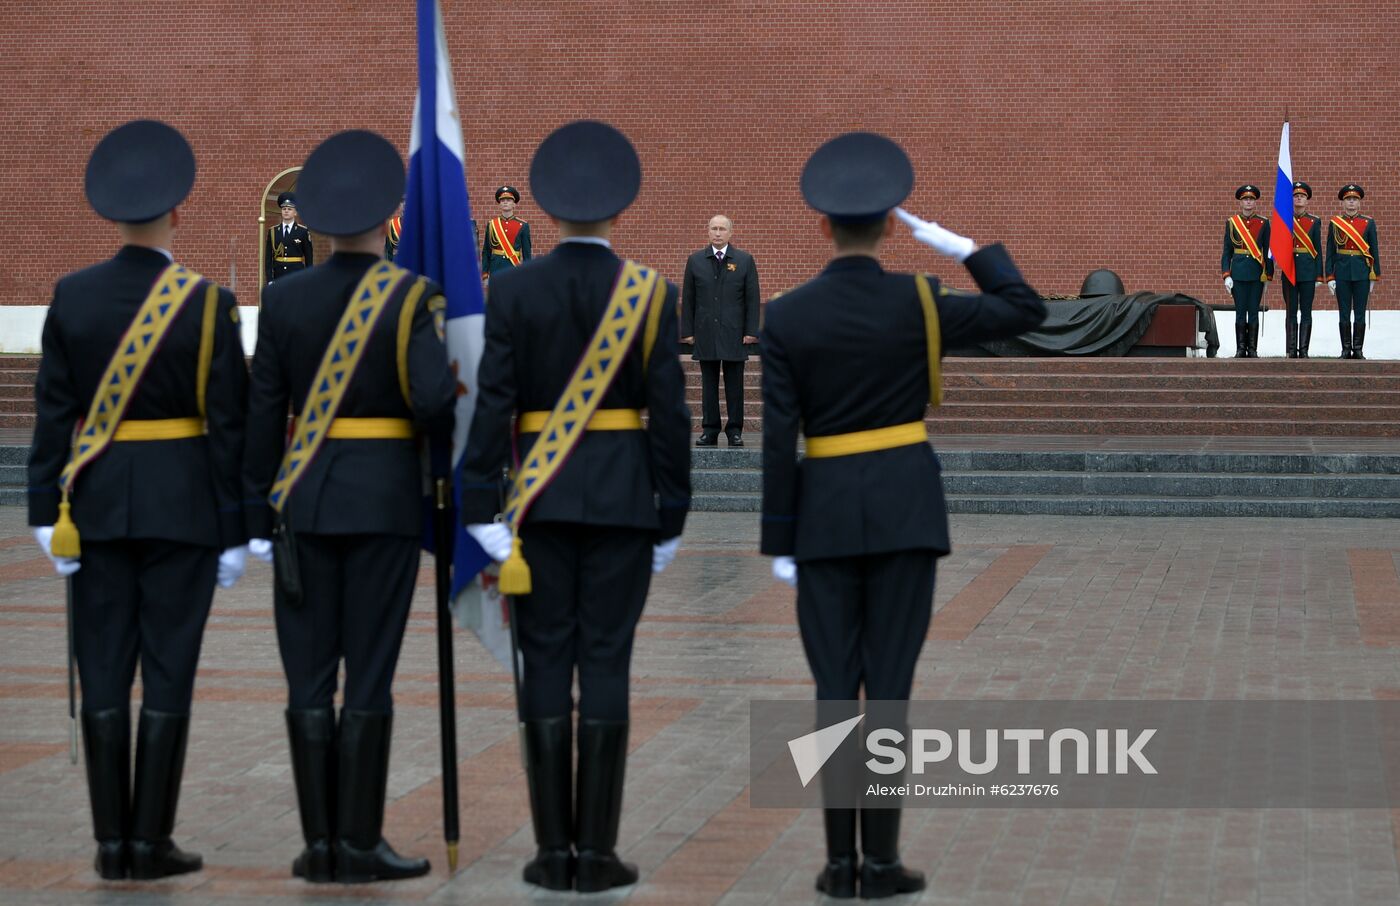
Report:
895,208,977,262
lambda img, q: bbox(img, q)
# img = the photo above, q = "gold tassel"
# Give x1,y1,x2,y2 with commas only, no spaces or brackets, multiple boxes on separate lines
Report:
50,498,81,558
498,534,532,596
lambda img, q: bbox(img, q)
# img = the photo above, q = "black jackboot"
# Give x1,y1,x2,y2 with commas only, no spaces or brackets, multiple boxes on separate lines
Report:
1340,321,1353,359
1353,322,1366,360
522,717,573,890
129,710,202,880
574,719,637,893
1285,317,1298,358
1298,321,1312,358
858,809,925,899
815,809,857,898
335,710,429,883
286,709,336,882
1234,324,1248,358
81,708,130,880
1247,321,1260,358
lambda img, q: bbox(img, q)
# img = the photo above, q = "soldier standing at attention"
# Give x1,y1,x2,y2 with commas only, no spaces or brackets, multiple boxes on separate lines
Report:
481,184,531,284
265,192,314,282
760,132,1045,899
1282,181,1323,358
384,198,404,260
1325,183,1380,359
243,130,455,884
1221,184,1271,357
460,121,691,893
28,120,250,881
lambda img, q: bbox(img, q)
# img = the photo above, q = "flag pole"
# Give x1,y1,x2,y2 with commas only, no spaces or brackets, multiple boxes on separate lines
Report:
433,478,461,873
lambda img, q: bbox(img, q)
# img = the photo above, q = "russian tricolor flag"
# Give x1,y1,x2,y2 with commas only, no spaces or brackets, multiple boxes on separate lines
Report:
397,0,511,667
1270,120,1297,285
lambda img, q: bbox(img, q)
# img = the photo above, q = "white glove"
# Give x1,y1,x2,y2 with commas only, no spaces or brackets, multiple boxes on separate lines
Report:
217,546,248,588
467,523,513,563
1223,277,1234,292
771,555,797,588
33,527,80,577
894,207,977,262
652,537,681,574
1328,280,1337,296
248,538,274,563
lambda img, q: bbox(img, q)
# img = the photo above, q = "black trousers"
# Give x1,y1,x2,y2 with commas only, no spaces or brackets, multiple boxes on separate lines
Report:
274,533,419,712
1337,278,1371,326
699,359,745,436
1231,279,1264,325
73,540,217,713
795,551,937,701
516,522,653,721
1282,278,1314,325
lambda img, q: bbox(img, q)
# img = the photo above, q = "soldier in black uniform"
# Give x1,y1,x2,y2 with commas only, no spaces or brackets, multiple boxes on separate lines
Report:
1282,181,1323,358
760,132,1045,899
265,191,315,282
28,120,249,881
243,131,455,884
459,121,691,894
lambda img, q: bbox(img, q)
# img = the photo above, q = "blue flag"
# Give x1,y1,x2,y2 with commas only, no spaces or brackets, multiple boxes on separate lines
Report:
397,0,508,666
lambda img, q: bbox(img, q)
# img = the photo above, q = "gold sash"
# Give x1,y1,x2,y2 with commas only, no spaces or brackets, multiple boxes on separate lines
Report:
1230,215,1264,265
489,217,523,266
1331,216,1376,276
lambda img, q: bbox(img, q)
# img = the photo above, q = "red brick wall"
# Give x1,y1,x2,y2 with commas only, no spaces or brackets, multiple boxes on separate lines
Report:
3,1,1396,309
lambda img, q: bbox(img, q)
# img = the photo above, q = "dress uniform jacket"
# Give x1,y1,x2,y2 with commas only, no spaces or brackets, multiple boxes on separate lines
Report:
1220,215,1272,282
1293,215,1323,283
480,216,532,278
29,245,247,549
459,241,691,538
1325,214,1381,282
760,245,1044,562
243,252,455,538
265,223,315,281
681,245,761,361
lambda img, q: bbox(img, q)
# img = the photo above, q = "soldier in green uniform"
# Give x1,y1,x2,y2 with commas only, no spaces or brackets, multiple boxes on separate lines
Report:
1325,183,1381,359
1220,184,1272,358
1282,181,1323,358
480,185,531,283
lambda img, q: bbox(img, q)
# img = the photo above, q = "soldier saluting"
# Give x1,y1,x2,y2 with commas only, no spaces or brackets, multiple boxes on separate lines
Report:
28,120,250,881
1325,183,1380,359
760,132,1045,899
243,130,455,884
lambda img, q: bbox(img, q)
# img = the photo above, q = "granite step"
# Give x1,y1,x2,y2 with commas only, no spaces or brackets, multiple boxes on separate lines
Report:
943,373,1400,391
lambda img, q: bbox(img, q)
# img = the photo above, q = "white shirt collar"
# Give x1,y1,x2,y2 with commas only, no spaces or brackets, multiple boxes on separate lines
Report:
152,247,174,261
561,236,611,248
712,244,729,257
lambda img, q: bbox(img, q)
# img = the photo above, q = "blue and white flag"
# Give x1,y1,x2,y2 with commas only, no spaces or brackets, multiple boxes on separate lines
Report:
397,0,511,668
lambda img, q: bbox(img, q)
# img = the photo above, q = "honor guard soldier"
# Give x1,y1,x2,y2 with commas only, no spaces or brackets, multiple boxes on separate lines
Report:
28,120,250,881
384,198,403,260
1325,183,1380,358
1221,184,1272,357
242,130,455,884
459,121,691,893
265,191,315,282
480,184,531,282
1282,181,1323,358
761,133,1045,899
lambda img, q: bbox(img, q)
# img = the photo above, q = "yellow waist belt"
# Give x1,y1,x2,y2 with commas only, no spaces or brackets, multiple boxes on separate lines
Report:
517,408,642,434
324,417,414,439
1337,249,1366,256
805,421,927,459
112,417,206,441
274,256,306,263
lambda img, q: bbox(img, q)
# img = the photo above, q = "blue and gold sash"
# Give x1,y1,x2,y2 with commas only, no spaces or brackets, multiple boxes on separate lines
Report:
267,261,416,512
49,265,206,556
496,260,667,594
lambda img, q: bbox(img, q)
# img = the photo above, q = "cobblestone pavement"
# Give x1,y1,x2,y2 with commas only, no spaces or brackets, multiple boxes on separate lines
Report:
2,507,1400,905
